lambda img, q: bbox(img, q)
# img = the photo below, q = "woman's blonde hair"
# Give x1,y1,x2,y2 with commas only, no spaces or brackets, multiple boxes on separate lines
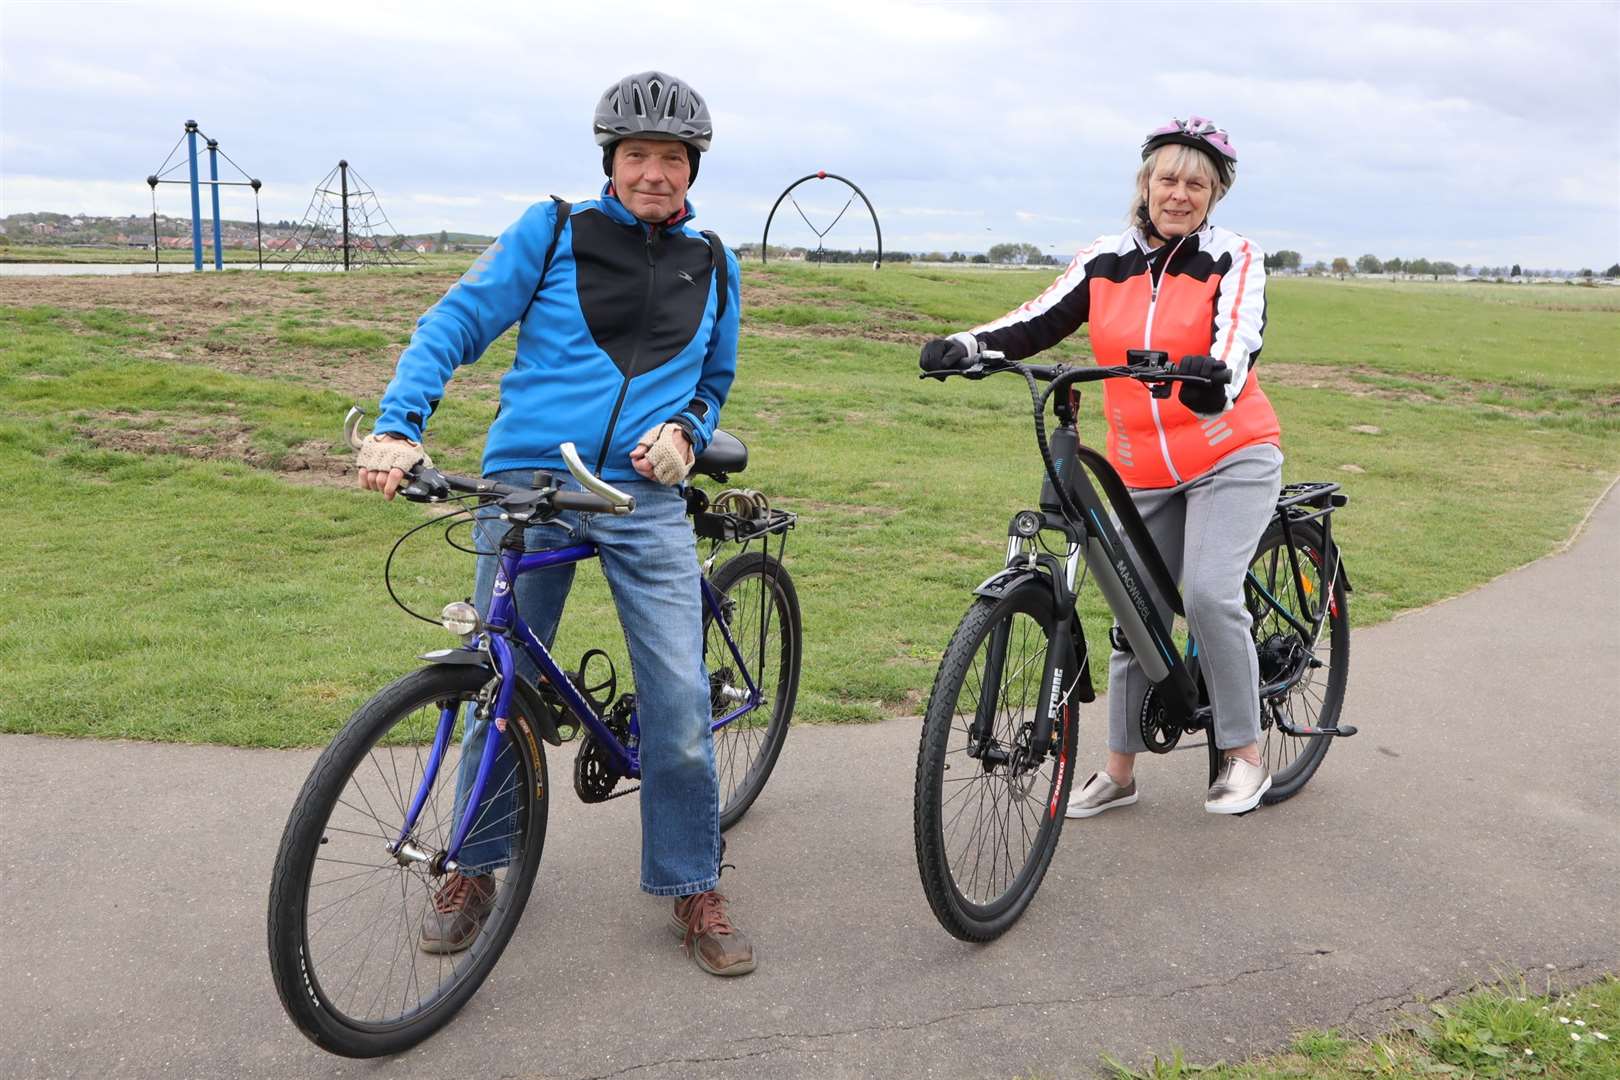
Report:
1127,144,1227,231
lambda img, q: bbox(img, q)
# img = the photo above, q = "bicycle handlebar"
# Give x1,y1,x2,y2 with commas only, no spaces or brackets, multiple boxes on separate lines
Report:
923,349,1232,391
343,407,635,517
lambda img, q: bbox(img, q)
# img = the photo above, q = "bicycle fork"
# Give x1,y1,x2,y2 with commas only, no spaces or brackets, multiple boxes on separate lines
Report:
967,541,1092,815
385,546,538,875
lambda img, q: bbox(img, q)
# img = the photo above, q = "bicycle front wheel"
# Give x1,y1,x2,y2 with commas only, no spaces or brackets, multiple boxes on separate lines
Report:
267,665,548,1057
705,551,802,830
1247,518,1350,802
914,581,1078,942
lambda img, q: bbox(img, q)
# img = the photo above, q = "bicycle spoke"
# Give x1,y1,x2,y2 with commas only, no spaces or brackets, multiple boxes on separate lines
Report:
271,668,549,1049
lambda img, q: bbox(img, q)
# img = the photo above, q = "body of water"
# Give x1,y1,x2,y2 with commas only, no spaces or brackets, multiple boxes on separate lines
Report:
0,262,356,276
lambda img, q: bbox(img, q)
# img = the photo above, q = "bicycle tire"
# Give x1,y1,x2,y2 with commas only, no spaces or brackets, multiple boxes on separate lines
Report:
1247,519,1350,803
914,581,1079,941
704,551,801,830
268,664,548,1057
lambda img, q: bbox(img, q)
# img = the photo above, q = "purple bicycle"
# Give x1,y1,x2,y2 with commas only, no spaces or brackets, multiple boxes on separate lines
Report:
267,410,800,1057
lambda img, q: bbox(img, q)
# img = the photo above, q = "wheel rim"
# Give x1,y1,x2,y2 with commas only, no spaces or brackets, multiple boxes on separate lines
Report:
937,607,1062,913
1247,540,1340,781
296,688,531,1031
708,567,790,818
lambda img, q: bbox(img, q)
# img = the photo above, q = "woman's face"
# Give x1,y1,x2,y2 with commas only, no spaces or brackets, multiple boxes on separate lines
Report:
1145,153,1214,241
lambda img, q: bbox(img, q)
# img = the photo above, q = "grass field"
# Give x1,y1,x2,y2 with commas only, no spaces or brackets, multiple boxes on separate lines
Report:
0,263,1616,745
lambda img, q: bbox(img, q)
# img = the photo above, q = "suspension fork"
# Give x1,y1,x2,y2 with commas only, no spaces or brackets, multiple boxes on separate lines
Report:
969,551,1082,760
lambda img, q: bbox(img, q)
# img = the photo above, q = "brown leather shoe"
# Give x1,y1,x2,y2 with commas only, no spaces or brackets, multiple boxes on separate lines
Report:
670,891,755,976
419,871,497,954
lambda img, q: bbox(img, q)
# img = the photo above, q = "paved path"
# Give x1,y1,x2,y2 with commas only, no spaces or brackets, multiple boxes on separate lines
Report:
5,486,1618,1080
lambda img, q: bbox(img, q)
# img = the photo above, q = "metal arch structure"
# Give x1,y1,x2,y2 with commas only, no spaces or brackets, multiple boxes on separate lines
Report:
761,171,882,268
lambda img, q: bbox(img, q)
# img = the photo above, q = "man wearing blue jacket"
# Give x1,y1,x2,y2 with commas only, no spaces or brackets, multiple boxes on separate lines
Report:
355,71,751,977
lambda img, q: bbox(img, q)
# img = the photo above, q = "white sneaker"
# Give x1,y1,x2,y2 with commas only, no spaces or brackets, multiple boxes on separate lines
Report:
1205,757,1271,814
1065,771,1138,819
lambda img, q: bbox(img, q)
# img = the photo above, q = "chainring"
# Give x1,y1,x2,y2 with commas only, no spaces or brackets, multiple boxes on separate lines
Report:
1138,686,1181,754
573,694,635,803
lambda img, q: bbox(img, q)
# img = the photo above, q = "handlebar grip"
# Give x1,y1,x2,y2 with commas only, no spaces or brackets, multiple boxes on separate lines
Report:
1209,364,1233,387
553,490,618,514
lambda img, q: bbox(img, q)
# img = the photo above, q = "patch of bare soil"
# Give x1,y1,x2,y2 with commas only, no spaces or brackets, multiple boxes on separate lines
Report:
1259,362,1614,418
77,410,352,488
2,271,475,401
740,276,820,308
745,321,931,346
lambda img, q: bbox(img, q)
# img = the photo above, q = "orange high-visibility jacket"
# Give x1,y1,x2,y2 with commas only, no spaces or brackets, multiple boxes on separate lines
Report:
966,223,1280,489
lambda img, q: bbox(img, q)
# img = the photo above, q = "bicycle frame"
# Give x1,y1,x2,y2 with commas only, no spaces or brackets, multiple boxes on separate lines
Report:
1036,397,1205,726
978,383,1346,770
389,532,765,871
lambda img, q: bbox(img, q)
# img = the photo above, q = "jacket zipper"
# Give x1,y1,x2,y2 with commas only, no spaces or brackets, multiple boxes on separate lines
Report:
593,227,660,476
1142,235,1188,485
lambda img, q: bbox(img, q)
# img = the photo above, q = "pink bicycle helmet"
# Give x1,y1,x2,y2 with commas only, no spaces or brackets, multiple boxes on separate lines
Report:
1142,116,1237,188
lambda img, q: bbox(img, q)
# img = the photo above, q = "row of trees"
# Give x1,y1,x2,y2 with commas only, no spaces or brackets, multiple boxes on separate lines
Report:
986,242,1063,266
1264,249,1620,280
733,244,910,263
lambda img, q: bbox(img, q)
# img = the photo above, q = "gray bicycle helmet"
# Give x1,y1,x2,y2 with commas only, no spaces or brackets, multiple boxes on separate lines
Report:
593,70,713,151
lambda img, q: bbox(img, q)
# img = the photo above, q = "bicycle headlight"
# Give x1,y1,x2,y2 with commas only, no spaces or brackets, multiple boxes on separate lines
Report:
439,601,481,637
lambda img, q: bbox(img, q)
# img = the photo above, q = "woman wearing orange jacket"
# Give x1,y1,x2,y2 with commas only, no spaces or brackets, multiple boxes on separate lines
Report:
919,117,1283,816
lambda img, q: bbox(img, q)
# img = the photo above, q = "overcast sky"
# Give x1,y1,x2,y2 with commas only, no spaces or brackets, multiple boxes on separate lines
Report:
3,0,1617,268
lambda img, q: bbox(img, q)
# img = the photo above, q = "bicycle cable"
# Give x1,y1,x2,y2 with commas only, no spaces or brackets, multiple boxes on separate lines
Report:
1015,364,1090,530
441,511,486,556
382,498,484,625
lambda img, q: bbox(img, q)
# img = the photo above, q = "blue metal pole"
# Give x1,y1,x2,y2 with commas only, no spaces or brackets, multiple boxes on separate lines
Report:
185,121,202,271
207,139,223,271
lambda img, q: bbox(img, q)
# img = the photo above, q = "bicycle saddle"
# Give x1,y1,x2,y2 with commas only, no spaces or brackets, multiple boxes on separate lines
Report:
693,429,747,479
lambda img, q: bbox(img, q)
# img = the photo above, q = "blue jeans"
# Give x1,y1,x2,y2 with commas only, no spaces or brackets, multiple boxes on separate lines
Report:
451,472,721,896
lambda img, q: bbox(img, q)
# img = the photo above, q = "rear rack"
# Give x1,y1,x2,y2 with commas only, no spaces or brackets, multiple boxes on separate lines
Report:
695,505,798,543
1276,481,1348,526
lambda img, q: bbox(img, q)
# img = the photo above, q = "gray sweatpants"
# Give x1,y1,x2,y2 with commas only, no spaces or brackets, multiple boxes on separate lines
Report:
1108,443,1284,753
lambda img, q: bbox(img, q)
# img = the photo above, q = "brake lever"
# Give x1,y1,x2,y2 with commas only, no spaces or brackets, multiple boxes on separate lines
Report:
401,466,452,502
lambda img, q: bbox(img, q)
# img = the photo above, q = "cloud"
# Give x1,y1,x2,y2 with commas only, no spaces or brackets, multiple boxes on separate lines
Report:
409,194,483,207
1015,210,1093,226
1,0,1615,265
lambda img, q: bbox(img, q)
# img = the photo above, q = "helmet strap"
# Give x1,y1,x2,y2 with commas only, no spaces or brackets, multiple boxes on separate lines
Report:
1136,202,1168,243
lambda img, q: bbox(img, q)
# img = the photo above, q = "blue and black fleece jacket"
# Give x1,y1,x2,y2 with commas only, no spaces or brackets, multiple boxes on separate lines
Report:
375,186,740,482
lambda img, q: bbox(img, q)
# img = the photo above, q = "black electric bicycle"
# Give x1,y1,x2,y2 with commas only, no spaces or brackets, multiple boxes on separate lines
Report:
912,351,1353,942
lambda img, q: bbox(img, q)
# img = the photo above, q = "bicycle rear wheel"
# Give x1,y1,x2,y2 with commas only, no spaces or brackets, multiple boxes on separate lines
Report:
1247,519,1349,802
268,665,548,1057
914,581,1078,942
704,551,801,830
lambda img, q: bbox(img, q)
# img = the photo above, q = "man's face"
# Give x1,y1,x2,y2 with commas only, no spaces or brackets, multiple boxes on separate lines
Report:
613,138,692,223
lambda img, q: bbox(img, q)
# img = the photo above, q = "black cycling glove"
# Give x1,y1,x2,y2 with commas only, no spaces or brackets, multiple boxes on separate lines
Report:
1176,354,1230,414
919,336,974,373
